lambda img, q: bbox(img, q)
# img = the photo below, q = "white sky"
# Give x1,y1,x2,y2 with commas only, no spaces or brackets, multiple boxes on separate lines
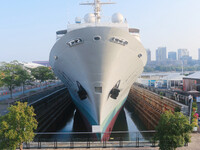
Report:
0,0,200,62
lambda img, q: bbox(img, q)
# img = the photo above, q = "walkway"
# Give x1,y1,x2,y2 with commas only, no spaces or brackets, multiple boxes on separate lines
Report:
0,82,61,101
0,82,63,116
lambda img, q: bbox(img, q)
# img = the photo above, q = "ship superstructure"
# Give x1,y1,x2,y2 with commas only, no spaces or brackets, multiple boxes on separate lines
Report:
49,0,147,140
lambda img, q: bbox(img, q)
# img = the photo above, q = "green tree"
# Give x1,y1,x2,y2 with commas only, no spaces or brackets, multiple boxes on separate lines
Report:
0,77,3,87
0,61,32,98
31,66,55,87
0,102,38,150
155,111,192,150
17,67,33,94
0,61,22,99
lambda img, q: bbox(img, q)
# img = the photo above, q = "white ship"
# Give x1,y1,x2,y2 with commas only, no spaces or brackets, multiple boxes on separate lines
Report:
49,0,147,140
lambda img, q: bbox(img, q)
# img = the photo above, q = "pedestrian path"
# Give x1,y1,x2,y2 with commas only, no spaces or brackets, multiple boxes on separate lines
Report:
0,82,63,116
0,82,60,101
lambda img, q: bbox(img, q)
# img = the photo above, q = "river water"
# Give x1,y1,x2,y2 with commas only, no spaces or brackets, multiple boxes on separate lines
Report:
42,101,148,141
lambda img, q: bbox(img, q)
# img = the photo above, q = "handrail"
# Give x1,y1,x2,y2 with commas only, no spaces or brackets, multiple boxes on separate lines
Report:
34,130,156,135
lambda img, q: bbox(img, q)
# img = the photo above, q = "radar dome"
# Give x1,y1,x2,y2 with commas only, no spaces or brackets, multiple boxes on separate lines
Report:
112,13,124,23
75,17,81,24
84,13,95,23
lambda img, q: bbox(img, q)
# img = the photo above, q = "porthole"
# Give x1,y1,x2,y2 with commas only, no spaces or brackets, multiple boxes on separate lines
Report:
138,54,142,58
94,36,101,41
54,56,58,60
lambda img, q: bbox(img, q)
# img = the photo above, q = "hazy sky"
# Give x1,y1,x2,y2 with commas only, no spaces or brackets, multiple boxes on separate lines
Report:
0,0,200,62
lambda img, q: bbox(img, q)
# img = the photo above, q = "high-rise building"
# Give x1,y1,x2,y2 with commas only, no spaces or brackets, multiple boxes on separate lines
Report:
168,52,177,60
156,47,166,61
198,48,200,60
177,49,189,60
146,49,151,63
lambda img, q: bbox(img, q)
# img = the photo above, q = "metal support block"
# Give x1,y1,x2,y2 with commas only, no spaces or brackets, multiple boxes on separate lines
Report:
103,140,106,148
54,139,57,149
70,140,74,149
87,138,90,148
119,137,123,147
38,139,41,149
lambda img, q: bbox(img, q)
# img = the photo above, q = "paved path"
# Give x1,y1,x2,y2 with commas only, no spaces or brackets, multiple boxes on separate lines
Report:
0,82,62,116
177,133,200,150
0,103,8,116
0,83,60,101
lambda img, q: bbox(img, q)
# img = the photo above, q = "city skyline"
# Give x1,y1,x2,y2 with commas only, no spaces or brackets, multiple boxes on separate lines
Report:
168,52,176,61
1,0,200,62
156,47,167,61
147,47,200,61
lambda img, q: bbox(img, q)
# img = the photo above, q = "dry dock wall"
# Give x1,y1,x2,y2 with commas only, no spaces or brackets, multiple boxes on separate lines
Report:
29,87,74,132
127,83,187,130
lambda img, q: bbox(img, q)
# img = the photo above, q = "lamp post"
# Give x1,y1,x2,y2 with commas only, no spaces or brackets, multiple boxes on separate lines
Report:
181,61,184,75
188,95,193,123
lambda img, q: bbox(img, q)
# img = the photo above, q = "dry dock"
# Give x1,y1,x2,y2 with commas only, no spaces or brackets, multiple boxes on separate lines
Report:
1,83,199,150
126,83,189,129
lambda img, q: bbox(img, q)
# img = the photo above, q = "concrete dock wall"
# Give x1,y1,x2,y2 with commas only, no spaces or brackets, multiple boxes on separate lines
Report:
127,83,188,129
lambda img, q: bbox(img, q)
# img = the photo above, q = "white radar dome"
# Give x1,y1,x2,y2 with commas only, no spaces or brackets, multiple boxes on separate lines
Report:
75,17,81,24
84,13,95,23
112,13,124,23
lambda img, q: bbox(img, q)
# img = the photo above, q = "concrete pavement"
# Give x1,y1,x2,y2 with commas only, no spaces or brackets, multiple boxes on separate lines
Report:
0,82,62,116
0,82,60,101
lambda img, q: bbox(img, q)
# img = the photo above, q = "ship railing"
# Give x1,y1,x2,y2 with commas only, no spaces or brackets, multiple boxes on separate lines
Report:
67,22,129,32
22,130,160,149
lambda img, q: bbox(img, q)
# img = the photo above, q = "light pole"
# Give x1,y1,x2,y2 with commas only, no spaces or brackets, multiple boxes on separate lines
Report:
188,95,193,123
181,61,184,75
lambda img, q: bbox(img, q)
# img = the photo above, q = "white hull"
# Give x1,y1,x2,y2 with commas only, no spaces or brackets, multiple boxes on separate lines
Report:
49,26,147,137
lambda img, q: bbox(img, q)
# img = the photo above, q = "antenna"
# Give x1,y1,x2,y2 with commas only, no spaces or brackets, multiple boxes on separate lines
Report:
80,0,116,23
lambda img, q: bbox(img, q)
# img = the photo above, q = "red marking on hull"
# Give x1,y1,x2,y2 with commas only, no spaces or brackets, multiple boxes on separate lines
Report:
102,106,124,141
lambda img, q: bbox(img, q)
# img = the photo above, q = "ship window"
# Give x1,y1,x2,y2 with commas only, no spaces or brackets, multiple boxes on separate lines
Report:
67,38,83,47
94,36,101,41
110,37,128,46
138,54,142,58
95,87,102,93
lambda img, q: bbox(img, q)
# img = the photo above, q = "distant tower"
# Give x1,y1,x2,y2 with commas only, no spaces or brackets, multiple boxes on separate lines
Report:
146,49,151,63
156,47,166,61
168,52,177,60
177,49,189,60
198,48,200,60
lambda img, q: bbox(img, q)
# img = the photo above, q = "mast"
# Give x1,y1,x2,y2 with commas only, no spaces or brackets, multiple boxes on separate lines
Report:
80,0,116,23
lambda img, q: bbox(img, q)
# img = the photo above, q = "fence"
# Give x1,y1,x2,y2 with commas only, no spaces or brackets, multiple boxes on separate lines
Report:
23,131,158,149
0,81,62,99
9,83,65,105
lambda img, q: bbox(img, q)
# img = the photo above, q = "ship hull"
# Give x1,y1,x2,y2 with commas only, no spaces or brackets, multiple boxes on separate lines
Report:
50,26,146,140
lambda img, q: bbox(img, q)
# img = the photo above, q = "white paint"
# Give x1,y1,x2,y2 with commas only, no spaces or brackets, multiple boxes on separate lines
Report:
92,125,101,133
